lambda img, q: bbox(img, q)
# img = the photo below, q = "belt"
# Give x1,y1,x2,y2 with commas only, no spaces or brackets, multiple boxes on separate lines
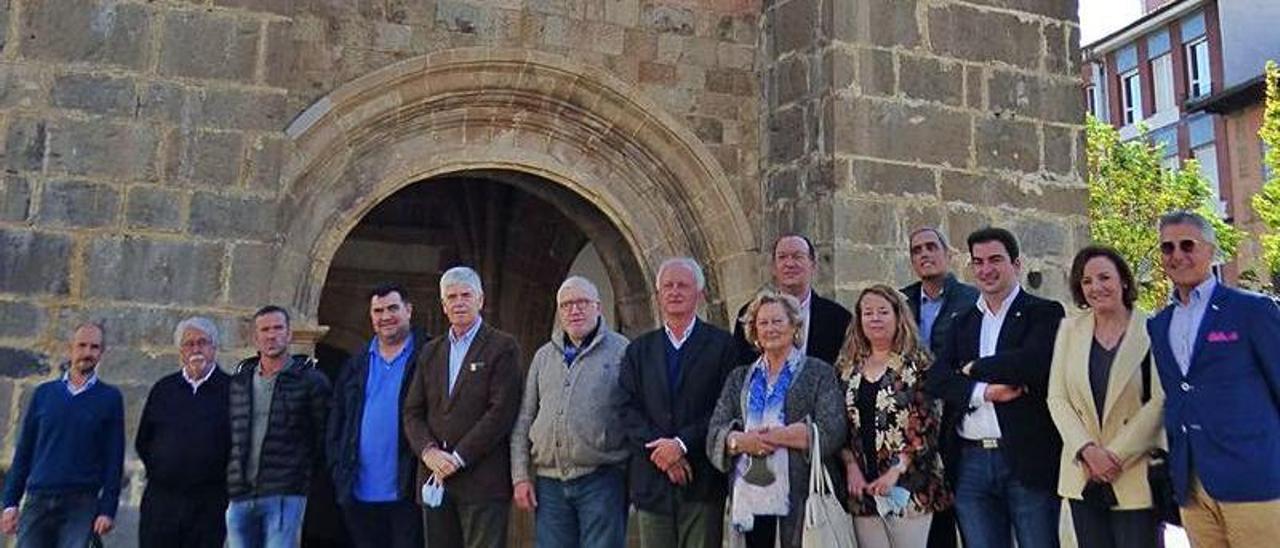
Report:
960,438,1001,449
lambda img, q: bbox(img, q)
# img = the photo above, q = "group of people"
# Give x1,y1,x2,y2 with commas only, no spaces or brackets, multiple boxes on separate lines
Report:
1,209,1276,548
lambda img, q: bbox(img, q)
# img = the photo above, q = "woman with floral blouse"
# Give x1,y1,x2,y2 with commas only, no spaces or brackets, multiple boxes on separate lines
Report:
836,284,951,548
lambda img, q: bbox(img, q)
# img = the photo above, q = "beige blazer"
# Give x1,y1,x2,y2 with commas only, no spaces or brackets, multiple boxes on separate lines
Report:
1047,309,1165,509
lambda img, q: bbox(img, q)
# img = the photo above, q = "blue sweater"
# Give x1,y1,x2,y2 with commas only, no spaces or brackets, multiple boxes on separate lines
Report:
1,379,125,517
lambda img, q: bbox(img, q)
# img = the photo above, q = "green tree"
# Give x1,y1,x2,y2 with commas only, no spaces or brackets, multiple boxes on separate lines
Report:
1252,60,1280,287
1086,116,1243,311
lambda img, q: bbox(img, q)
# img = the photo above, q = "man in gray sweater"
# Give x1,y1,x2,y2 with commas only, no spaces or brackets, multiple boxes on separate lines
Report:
510,276,631,548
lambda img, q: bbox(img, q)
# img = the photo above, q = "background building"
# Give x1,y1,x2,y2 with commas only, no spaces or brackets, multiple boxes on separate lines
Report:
1082,0,1280,282
0,0,1086,545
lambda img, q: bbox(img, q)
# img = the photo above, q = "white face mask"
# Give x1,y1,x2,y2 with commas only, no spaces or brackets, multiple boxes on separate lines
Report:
874,486,912,518
421,474,444,507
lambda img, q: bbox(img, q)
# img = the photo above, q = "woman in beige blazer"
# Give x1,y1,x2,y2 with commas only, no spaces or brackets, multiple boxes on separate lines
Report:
1048,246,1165,548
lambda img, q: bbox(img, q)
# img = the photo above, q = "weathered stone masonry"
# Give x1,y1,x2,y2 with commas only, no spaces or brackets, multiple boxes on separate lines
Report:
0,1,1084,544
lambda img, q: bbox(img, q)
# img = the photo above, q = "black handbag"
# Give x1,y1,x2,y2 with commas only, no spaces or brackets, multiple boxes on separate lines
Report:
1141,352,1182,526
1081,480,1119,509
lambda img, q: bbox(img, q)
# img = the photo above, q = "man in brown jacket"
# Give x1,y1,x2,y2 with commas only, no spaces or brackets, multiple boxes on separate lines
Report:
403,266,522,548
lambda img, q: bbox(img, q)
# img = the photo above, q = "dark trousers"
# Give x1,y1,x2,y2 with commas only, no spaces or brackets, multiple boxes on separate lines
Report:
15,492,96,548
534,467,627,548
953,446,1060,548
139,487,227,548
635,498,725,548
927,507,958,548
340,499,422,548
422,493,509,548
1068,500,1158,548
744,516,778,548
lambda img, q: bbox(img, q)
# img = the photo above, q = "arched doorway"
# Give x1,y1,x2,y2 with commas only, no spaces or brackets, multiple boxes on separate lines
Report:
267,48,760,337
315,169,653,364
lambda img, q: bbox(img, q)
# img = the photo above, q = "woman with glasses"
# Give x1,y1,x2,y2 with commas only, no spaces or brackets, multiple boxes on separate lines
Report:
1047,245,1164,548
836,284,950,548
707,289,846,548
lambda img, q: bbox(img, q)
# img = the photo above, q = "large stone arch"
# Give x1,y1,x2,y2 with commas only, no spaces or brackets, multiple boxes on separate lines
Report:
270,48,758,335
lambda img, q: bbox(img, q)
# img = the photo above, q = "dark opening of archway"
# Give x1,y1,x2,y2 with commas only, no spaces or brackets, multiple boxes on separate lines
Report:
316,170,654,366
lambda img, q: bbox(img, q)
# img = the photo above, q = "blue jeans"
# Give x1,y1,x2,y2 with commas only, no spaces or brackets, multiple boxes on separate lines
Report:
954,446,1060,548
225,495,308,548
534,466,627,548
15,492,96,548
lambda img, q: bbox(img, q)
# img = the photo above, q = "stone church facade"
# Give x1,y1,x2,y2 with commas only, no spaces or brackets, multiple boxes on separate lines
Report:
0,0,1085,544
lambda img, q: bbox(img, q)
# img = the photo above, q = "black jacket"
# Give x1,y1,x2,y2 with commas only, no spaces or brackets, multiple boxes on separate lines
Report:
732,291,852,366
924,289,1065,491
135,367,231,495
327,330,427,505
227,355,332,500
618,319,737,512
901,274,981,359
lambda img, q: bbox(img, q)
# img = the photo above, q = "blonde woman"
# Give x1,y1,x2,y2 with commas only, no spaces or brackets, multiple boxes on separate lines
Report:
1047,246,1163,548
837,284,951,548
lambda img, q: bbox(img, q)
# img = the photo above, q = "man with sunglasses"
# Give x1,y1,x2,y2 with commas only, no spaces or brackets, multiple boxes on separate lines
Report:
1148,211,1280,547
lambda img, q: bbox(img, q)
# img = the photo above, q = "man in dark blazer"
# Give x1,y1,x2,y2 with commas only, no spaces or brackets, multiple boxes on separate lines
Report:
925,227,1065,548
403,267,522,548
327,283,428,548
901,227,981,358
619,257,737,548
731,234,852,366
899,226,978,548
1148,211,1280,547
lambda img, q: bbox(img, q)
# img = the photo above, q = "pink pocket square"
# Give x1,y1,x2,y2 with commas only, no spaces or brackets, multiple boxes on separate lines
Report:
1206,331,1239,343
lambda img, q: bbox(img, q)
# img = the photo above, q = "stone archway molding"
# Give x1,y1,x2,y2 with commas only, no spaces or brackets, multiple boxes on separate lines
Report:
271,47,757,331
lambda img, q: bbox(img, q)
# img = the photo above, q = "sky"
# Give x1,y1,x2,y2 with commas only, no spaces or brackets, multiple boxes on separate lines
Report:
1079,0,1144,44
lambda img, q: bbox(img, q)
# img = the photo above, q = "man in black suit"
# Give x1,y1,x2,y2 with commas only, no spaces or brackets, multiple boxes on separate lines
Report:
731,234,852,366
619,257,737,548
925,227,1065,548
900,227,978,548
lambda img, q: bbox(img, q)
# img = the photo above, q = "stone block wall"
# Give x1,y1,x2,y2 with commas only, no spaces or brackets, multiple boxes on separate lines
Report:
761,0,1088,302
0,1,764,539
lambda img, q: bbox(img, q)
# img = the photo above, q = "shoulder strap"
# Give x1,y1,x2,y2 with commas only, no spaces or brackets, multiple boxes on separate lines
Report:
1141,350,1152,404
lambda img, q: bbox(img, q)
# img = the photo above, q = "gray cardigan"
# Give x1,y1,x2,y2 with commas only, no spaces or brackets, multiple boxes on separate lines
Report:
510,319,630,483
707,356,847,545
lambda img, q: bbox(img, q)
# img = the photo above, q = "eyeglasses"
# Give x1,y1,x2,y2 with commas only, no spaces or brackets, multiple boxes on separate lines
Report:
558,299,597,311
181,339,214,350
774,252,811,263
1159,239,1205,256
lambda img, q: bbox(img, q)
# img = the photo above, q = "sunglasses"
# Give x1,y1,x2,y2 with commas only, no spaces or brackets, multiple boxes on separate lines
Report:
1159,239,1203,255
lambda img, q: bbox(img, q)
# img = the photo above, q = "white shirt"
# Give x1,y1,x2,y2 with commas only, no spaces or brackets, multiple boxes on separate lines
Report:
62,370,99,397
959,285,1023,440
664,316,698,349
182,363,218,393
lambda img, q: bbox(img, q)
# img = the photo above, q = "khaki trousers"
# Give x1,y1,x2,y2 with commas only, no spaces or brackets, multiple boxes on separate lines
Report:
1181,476,1280,548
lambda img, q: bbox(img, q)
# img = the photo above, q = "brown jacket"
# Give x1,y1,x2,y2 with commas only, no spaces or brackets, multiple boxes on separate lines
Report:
403,321,522,503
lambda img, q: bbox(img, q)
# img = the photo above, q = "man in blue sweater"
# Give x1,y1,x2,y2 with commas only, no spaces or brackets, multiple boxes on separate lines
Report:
1,322,126,548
